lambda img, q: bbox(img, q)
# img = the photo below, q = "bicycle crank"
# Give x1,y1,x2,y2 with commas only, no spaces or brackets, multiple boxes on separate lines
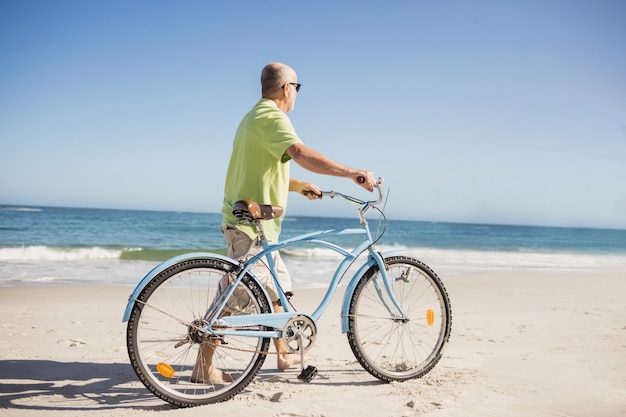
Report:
295,333,318,383
282,314,317,354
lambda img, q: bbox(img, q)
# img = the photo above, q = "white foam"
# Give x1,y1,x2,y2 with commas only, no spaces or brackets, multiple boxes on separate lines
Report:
404,247,626,274
0,207,42,212
1,244,625,288
283,245,626,286
0,246,122,261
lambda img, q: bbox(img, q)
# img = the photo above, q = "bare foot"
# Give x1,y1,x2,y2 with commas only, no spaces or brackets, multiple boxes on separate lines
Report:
277,352,303,370
190,366,234,384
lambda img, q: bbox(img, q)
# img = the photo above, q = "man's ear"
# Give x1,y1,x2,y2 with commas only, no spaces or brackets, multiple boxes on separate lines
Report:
281,84,291,99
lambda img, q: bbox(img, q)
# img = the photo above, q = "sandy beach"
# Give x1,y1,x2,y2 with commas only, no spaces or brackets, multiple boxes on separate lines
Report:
1,271,625,417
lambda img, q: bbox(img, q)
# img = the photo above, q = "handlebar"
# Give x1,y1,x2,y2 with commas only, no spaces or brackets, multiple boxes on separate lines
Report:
322,177,384,216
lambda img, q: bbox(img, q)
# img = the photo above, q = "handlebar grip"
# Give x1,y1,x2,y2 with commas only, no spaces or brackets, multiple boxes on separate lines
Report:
303,190,322,197
356,176,365,184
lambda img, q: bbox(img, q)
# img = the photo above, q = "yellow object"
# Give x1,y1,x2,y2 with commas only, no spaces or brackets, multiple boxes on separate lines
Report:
426,309,435,326
156,362,175,378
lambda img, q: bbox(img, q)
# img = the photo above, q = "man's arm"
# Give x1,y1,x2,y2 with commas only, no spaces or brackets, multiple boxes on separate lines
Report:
285,143,375,191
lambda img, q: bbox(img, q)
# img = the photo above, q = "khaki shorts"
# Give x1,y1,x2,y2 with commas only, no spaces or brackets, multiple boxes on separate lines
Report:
221,225,292,309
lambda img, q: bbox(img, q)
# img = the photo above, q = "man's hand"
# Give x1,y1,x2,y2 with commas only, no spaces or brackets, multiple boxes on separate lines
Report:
289,179,323,200
354,171,376,192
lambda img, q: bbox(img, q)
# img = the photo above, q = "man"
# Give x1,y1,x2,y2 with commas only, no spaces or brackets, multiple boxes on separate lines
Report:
191,62,375,383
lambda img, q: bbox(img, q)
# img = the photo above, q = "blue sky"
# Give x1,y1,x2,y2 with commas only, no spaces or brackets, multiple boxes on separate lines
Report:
1,0,625,229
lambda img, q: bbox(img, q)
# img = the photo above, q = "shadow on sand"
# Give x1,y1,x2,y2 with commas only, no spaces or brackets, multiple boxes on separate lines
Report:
0,359,384,412
0,359,172,412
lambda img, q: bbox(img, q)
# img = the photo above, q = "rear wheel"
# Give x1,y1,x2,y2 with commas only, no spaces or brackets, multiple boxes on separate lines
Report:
347,256,451,381
126,258,271,406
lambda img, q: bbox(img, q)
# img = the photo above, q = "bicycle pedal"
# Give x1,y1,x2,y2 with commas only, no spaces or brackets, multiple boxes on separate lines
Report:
297,365,318,383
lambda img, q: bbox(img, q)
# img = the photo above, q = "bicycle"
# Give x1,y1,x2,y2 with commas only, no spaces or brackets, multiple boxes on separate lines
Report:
122,179,452,407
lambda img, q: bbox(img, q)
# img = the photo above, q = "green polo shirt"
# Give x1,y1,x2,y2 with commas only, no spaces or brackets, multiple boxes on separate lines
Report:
221,98,303,242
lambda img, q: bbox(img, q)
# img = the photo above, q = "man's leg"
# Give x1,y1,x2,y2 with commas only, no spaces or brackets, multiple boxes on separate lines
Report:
271,302,302,370
192,227,301,383
191,227,253,383
264,252,305,370
190,337,234,383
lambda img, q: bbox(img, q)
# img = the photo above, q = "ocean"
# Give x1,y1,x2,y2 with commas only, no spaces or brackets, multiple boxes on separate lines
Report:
1,205,625,288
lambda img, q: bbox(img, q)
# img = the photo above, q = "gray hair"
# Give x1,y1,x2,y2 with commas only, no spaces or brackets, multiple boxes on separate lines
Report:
261,63,292,98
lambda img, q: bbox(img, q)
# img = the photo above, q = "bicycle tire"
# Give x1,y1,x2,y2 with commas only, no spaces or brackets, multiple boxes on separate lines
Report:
347,256,451,382
126,257,271,406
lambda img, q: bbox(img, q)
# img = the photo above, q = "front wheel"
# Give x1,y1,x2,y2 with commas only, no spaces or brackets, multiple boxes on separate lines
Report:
347,256,452,382
126,257,271,406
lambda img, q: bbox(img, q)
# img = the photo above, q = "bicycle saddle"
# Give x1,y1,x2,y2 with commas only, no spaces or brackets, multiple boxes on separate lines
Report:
232,200,284,221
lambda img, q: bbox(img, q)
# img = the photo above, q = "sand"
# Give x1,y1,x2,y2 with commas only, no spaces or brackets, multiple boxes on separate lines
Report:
1,271,625,417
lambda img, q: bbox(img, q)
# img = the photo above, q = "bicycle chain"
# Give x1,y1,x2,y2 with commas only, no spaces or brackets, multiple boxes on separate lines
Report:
210,323,278,356
218,343,276,355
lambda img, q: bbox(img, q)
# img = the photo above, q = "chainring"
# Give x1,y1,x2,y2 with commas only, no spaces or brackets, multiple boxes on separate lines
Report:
282,315,317,354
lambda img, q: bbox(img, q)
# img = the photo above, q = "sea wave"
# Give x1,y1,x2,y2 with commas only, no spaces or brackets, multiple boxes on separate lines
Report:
1,244,626,288
282,244,626,274
405,246,626,274
0,206,42,212
0,246,123,261
0,246,227,262
1,244,625,274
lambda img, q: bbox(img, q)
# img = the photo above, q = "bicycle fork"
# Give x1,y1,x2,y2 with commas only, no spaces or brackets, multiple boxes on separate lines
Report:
369,251,408,319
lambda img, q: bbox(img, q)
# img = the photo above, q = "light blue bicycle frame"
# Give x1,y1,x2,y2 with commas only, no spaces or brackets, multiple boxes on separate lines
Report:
203,223,408,340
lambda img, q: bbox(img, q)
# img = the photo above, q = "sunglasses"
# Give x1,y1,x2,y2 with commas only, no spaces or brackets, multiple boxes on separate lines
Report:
285,82,301,93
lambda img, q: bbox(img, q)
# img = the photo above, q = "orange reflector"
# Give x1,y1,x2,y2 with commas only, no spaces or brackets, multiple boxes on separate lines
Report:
156,362,175,378
426,309,435,326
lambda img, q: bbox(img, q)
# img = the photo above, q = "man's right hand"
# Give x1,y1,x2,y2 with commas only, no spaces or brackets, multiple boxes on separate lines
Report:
355,171,376,192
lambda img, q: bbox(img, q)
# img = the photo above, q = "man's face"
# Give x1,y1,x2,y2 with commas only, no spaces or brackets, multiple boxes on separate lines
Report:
285,71,299,112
